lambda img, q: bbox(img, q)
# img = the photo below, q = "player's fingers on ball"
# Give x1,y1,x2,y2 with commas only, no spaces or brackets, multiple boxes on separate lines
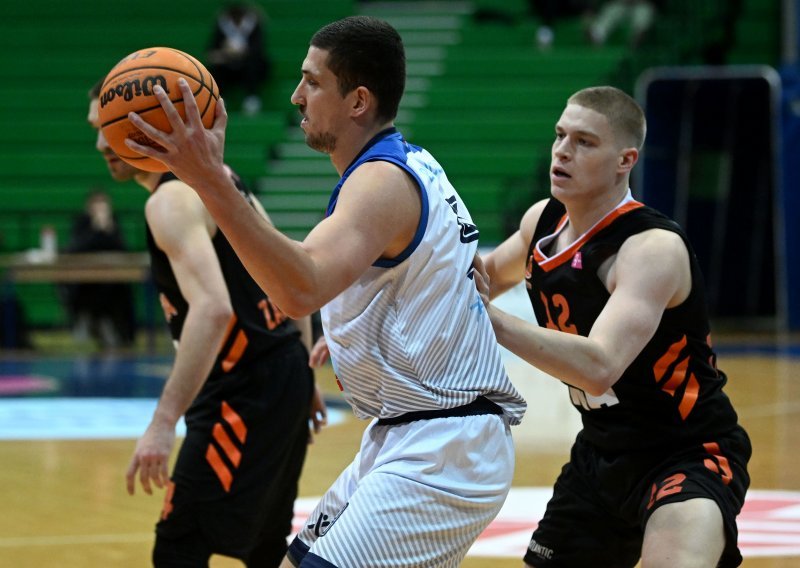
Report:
123,135,150,156
124,135,163,159
127,112,167,144
152,84,186,127
214,98,229,131
176,79,202,127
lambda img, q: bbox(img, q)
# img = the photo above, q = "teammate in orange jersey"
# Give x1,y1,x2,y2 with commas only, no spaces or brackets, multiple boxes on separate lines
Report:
474,85,751,567
87,79,328,567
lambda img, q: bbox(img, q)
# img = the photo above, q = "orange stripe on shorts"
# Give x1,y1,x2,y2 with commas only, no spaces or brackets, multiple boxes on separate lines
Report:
205,444,233,492
221,401,247,444
213,423,242,468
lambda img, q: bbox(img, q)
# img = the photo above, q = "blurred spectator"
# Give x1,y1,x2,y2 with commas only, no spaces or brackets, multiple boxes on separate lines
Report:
207,2,272,116
587,0,658,48
0,232,33,350
702,0,743,64
62,189,136,349
0,295,32,350
528,0,593,49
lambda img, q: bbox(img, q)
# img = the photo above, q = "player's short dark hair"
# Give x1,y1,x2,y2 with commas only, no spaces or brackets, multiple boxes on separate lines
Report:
311,16,406,122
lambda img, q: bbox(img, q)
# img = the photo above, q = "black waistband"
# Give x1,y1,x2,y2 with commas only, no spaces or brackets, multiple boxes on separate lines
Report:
376,395,504,426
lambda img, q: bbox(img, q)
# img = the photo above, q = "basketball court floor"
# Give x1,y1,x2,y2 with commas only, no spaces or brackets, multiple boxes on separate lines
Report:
1,288,798,567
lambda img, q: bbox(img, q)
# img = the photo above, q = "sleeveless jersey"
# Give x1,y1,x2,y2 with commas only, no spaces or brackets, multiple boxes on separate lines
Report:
146,171,299,378
527,195,743,451
320,128,526,424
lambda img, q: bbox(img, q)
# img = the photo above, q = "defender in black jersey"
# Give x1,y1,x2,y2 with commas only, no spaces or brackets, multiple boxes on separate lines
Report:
476,86,751,567
88,81,327,567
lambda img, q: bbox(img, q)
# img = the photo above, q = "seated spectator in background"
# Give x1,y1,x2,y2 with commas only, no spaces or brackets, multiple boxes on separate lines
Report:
588,0,658,47
62,189,136,349
528,0,593,49
0,294,33,350
0,232,33,350
206,2,272,116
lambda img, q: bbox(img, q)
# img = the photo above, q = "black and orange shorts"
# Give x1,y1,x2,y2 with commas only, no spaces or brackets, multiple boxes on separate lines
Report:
523,428,751,567
155,340,314,562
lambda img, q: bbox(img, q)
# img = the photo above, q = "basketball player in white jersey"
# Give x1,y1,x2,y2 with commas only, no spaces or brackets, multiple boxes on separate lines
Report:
124,15,527,568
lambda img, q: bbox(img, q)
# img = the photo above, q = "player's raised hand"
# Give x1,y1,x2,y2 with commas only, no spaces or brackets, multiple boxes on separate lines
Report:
126,79,229,193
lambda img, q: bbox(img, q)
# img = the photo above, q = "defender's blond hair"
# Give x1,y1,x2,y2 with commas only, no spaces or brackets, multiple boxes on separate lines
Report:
568,86,646,150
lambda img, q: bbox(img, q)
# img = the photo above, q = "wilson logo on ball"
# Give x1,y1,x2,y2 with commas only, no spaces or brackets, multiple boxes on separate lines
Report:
100,76,171,107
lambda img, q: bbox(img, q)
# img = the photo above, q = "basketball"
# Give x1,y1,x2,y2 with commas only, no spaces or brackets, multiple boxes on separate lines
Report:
97,47,219,172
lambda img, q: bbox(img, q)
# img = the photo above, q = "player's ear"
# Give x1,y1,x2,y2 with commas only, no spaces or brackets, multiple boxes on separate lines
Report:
618,147,639,173
351,86,371,118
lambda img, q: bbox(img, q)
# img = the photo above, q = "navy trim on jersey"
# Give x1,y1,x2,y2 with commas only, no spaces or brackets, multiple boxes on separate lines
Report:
304,553,339,567
287,537,310,565
371,154,429,268
325,127,398,218
324,127,430,269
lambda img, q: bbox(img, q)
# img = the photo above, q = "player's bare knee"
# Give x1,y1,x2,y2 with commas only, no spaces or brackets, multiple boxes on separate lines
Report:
642,499,725,567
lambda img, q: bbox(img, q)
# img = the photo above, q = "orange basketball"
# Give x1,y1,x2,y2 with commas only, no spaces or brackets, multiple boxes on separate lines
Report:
97,47,219,172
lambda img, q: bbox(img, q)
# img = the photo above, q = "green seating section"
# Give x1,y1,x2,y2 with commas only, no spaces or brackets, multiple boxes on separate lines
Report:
611,0,779,94
409,18,626,243
256,4,628,245
0,0,779,327
728,0,780,65
0,0,353,327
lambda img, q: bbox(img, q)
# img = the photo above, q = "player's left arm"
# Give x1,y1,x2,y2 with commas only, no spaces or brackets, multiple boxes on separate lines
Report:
147,181,233,426
126,181,232,495
488,229,691,396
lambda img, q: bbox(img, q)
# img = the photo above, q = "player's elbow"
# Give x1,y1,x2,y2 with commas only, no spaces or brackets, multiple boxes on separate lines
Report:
580,360,621,397
205,299,235,327
277,305,311,320
583,379,617,398
272,293,317,320
274,275,330,318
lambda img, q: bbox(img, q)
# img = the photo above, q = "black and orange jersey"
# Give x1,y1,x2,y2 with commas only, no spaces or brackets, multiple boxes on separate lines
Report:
146,171,299,377
526,197,744,451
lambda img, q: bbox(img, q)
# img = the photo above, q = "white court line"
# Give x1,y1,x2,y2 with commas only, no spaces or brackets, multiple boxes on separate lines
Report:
0,398,347,440
0,533,152,547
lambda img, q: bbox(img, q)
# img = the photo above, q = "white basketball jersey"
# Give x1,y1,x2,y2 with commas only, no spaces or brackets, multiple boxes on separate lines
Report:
320,129,526,424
